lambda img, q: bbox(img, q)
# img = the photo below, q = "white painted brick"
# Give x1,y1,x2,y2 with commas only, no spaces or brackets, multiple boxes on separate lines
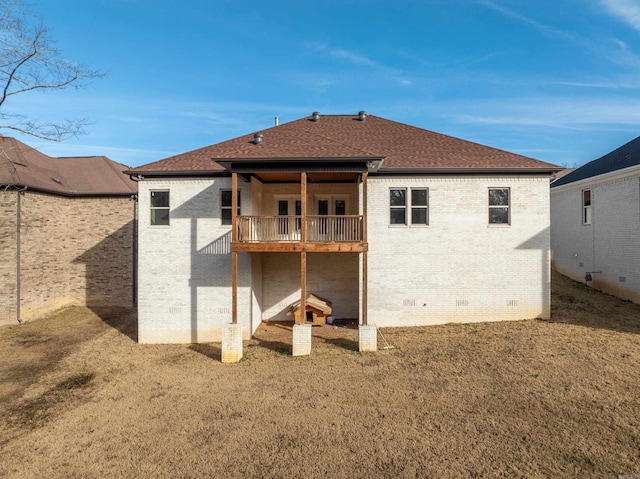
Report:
359,324,377,352
221,323,243,363
551,171,640,303
292,324,312,356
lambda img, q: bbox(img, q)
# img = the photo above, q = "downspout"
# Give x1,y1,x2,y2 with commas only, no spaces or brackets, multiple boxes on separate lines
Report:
132,194,138,305
16,187,26,323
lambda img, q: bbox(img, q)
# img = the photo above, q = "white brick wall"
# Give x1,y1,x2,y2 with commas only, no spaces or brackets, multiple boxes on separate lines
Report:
261,252,359,321
137,178,258,343
551,169,640,303
138,174,553,343
365,175,552,326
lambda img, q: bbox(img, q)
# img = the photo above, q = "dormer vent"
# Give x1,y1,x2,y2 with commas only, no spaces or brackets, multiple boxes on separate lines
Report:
358,111,367,121
253,132,263,144
312,111,320,122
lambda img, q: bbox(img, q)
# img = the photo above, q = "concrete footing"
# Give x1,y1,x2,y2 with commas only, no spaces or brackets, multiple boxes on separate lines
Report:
359,324,378,352
292,324,312,356
221,323,243,363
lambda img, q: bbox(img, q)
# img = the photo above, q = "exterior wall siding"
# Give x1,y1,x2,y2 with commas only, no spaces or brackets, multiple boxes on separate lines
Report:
137,174,553,342
551,172,640,303
366,175,552,326
0,190,135,324
0,191,18,324
137,178,258,343
261,252,359,321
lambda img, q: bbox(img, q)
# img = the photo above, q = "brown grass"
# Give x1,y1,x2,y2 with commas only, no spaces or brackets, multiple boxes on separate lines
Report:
1,271,639,478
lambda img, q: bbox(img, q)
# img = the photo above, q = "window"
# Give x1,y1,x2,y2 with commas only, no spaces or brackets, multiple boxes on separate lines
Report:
390,189,407,225
582,189,592,225
150,190,170,226
221,190,241,225
488,188,510,225
390,188,428,225
411,189,428,225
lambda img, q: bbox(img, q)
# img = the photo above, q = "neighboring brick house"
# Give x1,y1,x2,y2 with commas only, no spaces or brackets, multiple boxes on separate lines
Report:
127,112,561,360
550,136,640,304
0,136,137,325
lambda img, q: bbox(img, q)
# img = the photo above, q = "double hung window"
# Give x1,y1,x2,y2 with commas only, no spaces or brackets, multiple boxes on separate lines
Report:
150,190,170,226
221,190,241,225
488,188,510,225
390,188,428,225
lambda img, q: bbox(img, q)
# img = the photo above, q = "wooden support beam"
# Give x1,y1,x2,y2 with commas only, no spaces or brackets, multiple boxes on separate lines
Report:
300,251,307,325
301,172,307,242
362,172,368,243
362,251,368,326
231,172,238,242
231,172,239,324
232,242,368,253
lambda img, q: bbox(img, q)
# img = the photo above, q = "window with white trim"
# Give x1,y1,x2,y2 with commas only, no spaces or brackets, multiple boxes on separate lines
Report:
582,189,592,225
221,190,241,225
488,188,510,225
150,190,170,226
390,188,429,225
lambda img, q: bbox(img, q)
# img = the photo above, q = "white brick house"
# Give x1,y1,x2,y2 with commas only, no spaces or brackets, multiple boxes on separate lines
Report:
128,112,560,359
551,136,640,304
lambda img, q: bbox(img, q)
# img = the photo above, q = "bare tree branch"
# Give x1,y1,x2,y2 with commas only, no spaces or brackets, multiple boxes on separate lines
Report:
0,1,106,142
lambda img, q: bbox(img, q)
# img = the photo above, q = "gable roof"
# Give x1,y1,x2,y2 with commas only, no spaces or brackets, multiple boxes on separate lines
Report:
551,135,640,188
0,136,136,196
128,113,560,175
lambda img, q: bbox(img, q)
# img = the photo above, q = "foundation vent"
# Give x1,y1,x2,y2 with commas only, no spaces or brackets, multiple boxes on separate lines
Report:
456,299,469,307
507,300,518,307
403,299,416,307
619,276,627,283
217,307,230,314
579,262,584,268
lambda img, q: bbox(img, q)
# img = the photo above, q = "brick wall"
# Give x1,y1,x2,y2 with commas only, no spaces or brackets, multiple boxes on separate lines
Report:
0,191,18,324
0,190,136,324
365,175,552,326
136,174,553,343
137,178,257,343
551,171,640,303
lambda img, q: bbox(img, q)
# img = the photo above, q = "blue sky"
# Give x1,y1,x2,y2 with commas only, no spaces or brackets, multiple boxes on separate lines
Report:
7,0,640,167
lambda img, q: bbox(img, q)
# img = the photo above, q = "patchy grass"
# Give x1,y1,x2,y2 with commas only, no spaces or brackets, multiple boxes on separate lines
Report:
0,274,639,478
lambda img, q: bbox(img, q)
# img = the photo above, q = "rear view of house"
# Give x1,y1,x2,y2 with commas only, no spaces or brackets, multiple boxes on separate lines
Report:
551,136,640,303
128,112,560,360
0,136,137,325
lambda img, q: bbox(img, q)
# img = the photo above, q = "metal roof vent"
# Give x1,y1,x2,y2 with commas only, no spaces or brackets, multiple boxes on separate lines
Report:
312,111,320,122
253,132,263,144
358,111,367,121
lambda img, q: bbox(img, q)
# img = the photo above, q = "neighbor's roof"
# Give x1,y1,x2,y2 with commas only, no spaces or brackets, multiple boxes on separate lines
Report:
128,113,560,175
552,135,640,188
0,136,136,195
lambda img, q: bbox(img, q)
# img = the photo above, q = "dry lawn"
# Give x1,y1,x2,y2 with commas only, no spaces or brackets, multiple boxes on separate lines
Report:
1,271,639,478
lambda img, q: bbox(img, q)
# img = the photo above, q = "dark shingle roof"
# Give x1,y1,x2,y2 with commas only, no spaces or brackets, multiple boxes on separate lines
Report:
552,136,640,188
0,136,136,195
128,113,560,175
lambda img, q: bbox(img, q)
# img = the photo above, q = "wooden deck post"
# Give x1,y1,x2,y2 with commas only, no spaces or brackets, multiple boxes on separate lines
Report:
362,172,368,326
299,172,308,325
300,251,307,325
232,173,238,324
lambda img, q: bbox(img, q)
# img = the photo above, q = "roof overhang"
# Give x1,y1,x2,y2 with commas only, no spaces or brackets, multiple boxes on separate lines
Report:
215,156,384,173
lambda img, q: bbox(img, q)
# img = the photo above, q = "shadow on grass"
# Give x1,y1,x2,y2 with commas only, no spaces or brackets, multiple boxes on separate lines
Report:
551,271,640,335
89,306,138,342
189,343,222,360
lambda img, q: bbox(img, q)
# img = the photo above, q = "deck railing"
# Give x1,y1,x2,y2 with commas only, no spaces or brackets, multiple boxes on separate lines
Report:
236,215,363,243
